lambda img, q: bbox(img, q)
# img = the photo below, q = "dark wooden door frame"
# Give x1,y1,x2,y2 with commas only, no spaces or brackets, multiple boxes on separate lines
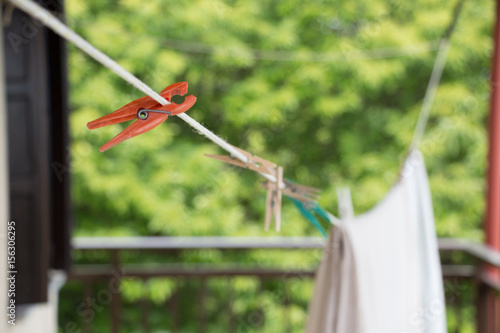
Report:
3,0,71,304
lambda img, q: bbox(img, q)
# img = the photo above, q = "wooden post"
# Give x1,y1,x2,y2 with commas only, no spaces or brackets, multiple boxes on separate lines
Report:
484,0,500,331
111,250,122,333
0,7,11,333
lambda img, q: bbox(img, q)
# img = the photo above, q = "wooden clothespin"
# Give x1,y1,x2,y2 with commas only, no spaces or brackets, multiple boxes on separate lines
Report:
282,180,321,203
260,176,322,231
206,145,283,231
206,145,323,232
264,166,283,231
205,145,277,175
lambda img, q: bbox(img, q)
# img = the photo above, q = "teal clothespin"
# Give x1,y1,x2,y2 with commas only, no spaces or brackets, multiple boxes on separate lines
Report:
287,196,328,238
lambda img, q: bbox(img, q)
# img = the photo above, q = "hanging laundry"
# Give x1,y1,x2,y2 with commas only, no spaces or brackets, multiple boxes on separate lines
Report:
306,150,446,333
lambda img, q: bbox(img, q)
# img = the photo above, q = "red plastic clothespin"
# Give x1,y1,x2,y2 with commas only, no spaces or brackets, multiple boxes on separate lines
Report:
87,82,196,152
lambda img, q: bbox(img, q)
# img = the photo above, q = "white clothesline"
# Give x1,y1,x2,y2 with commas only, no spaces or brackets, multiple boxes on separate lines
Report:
6,0,458,217
68,23,441,63
5,0,281,185
410,0,464,151
409,37,450,151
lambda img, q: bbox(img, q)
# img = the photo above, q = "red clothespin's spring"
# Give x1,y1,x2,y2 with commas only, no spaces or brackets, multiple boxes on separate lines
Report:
87,82,196,152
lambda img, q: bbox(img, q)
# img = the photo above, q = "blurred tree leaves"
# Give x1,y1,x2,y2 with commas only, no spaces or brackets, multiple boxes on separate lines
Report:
63,0,493,331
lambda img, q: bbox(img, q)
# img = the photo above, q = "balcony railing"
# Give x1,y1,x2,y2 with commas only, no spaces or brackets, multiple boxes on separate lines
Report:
63,237,500,333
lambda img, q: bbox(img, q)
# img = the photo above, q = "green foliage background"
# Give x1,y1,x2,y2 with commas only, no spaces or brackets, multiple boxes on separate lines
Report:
59,0,492,332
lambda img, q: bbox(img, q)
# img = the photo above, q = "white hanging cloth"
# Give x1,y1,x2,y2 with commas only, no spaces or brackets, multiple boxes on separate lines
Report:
306,150,446,333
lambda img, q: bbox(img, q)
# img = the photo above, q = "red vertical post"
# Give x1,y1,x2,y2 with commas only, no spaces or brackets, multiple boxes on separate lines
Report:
484,0,500,331
487,0,500,280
